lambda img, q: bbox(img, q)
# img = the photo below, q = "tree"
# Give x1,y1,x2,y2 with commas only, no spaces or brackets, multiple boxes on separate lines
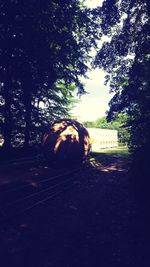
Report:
0,0,98,151
83,121,95,128
93,0,150,187
84,114,129,144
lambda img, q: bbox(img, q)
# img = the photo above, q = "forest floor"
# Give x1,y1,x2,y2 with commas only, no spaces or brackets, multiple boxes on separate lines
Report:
0,147,150,267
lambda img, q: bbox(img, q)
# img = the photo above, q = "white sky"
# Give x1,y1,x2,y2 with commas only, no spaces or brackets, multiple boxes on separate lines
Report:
71,69,112,122
83,0,103,8
71,0,112,122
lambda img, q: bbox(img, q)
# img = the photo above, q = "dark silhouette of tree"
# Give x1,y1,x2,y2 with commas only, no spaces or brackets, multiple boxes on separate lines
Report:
0,0,98,151
93,0,150,183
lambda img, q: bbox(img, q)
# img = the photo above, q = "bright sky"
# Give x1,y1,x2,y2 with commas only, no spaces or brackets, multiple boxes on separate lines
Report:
71,69,112,122
71,0,112,122
84,0,103,8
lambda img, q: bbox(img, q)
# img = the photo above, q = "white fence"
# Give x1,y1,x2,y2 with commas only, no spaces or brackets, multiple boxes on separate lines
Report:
87,128,118,151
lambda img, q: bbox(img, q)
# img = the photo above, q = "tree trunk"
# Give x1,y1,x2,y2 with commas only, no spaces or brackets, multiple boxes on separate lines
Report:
21,61,32,150
23,89,32,149
3,76,12,150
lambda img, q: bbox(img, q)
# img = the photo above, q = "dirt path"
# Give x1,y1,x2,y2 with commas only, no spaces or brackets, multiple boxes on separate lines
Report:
0,154,149,267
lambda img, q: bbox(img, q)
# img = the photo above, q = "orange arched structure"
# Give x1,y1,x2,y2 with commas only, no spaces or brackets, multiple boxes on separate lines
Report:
42,119,91,164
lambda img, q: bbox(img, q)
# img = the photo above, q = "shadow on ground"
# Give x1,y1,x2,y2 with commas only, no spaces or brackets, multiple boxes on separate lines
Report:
0,151,150,267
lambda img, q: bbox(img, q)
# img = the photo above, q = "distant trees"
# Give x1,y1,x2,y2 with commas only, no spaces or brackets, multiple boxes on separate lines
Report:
83,114,130,145
0,0,97,151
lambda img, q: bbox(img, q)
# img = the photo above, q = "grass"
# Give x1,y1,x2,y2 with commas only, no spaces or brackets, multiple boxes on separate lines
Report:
90,146,129,164
92,146,129,155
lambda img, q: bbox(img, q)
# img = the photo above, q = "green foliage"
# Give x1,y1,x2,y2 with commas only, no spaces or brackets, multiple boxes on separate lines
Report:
93,0,150,180
84,114,130,144
83,121,95,128
0,0,98,150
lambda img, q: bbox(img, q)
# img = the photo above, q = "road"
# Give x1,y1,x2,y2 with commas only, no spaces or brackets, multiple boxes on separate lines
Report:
0,152,150,267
